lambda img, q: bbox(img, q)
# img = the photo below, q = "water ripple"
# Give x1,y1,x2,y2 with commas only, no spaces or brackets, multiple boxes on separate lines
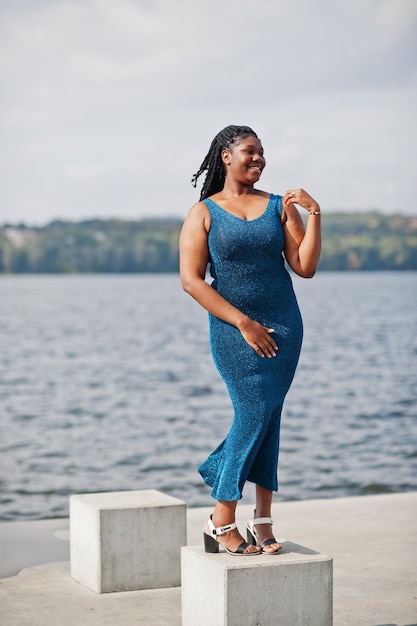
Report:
0,272,416,520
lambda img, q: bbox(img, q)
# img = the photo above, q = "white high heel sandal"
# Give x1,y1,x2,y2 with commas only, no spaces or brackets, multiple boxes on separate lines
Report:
246,510,282,554
203,515,260,556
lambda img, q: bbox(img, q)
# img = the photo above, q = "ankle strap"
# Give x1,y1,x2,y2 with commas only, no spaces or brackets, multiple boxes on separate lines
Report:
253,516,273,526
208,516,237,536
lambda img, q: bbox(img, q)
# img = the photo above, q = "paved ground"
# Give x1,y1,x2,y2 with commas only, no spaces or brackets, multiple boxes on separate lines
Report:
0,492,416,625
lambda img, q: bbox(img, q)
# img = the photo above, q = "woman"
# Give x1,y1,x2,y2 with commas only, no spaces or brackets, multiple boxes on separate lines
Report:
180,125,321,555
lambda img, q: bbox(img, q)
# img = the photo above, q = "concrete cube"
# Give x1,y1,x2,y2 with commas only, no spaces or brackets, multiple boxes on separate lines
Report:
70,489,186,593
181,541,332,626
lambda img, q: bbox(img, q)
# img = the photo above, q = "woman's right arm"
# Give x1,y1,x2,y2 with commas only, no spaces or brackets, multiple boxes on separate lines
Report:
179,202,277,358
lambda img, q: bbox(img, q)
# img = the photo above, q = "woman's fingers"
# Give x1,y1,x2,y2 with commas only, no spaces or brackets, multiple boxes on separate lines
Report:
284,188,319,213
283,189,298,205
240,320,278,358
253,327,278,358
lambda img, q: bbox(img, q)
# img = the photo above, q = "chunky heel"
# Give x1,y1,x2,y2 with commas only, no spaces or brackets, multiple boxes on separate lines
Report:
204,530,219,553
246,527,256,546
246,509,282,555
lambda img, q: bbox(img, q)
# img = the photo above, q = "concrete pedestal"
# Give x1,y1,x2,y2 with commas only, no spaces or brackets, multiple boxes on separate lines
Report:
181,541,333,626
70,489,186,593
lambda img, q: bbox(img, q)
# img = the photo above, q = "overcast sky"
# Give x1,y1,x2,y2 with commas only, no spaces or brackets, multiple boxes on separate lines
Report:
1,0,416,225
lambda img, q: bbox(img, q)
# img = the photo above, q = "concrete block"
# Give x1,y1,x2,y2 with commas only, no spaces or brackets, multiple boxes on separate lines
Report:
181,541,332,626
70,489,186,593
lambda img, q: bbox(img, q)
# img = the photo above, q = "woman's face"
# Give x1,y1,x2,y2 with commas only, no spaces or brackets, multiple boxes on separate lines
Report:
222,135,266,184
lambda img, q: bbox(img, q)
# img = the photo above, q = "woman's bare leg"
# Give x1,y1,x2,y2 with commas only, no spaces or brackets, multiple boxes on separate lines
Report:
255,485,282,553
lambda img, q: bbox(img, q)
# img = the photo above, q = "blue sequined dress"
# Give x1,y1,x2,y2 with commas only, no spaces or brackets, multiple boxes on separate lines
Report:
198,194,303,501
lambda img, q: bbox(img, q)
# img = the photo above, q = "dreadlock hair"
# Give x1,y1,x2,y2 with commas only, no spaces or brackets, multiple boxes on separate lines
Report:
191,125,259,201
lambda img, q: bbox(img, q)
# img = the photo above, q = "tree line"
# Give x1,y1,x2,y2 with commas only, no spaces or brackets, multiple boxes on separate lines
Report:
0,212,416,273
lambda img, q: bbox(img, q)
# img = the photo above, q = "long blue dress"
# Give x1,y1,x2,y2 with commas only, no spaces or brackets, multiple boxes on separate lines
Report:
198,194,303,501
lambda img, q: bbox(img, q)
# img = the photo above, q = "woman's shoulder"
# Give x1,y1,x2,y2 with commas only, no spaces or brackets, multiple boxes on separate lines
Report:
188,199,210,215
183,200,211,232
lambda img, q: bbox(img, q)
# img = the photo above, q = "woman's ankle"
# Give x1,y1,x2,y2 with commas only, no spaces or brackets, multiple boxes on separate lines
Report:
212,500,237,527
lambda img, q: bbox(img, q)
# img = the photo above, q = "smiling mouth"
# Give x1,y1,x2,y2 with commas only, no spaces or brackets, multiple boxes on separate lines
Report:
249,166,262,172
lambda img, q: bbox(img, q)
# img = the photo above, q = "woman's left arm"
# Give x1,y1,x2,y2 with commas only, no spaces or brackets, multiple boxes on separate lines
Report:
281,188,321,278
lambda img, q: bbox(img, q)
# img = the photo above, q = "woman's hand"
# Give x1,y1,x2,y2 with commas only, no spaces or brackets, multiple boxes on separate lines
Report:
238,318,278,358
283,188,320,214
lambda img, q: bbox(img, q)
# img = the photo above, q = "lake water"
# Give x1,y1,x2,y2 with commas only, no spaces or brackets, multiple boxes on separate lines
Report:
0,272,416,521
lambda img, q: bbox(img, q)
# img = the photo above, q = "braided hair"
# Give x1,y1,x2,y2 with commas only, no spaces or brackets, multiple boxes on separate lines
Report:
191,125,259,201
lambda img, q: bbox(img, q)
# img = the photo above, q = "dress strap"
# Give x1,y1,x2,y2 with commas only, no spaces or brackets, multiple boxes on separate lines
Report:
272,194,283,218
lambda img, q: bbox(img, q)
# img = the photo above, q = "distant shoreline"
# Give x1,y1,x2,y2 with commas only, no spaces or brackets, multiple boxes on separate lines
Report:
1,211,416,272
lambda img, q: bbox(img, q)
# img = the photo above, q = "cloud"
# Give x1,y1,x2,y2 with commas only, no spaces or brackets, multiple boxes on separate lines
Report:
0,0,416,224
